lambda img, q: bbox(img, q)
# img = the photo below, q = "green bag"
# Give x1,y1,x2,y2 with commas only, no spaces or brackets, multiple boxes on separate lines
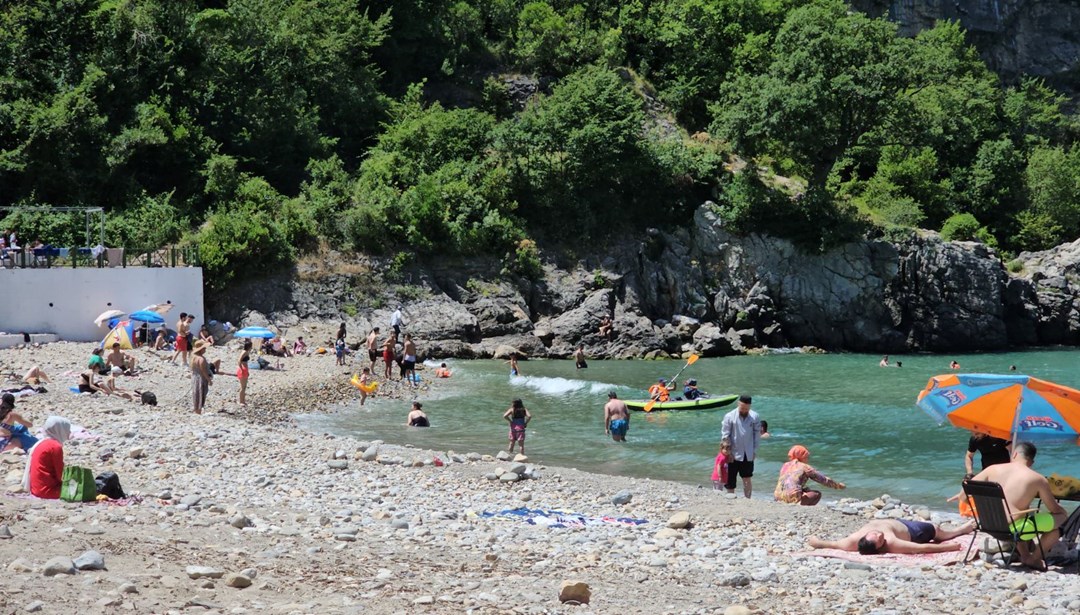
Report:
60,466,97,502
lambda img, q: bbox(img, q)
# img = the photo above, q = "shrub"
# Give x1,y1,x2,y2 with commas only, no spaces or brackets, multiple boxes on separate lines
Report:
940,213,981,242
196,204,292,289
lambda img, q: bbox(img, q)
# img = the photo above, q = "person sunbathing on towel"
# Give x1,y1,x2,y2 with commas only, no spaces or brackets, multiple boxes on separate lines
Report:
808,518,975,555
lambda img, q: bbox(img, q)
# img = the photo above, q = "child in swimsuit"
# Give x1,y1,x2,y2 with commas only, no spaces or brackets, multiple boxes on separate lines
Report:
0,393,37,452
502,398,531,455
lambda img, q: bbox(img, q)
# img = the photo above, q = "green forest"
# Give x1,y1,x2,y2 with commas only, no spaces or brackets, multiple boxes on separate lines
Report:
3,0,1079,287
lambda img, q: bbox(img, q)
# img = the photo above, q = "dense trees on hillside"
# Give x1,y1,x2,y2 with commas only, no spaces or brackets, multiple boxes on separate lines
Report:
1,0,1078,285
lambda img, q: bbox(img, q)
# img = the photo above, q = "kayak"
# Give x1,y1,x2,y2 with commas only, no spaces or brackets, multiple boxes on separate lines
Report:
626,394,739,412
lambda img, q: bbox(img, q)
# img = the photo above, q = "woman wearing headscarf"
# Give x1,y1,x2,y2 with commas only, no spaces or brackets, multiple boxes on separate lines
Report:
774,445,845,506
23,416,71,499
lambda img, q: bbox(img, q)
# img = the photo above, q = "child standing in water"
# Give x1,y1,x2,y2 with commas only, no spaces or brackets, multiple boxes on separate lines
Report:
506,353,520,376
712,438,732,490
503,398,531,454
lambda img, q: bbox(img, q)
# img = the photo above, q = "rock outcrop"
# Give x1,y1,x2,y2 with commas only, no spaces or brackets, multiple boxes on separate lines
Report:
209,204,1080,359
852,0,1080,96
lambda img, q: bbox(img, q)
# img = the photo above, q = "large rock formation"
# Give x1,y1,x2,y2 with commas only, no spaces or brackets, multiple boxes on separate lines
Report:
209,204,1080,359
852,0,1080,95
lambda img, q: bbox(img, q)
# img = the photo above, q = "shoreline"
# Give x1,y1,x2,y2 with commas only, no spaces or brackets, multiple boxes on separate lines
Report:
1,341,1077,613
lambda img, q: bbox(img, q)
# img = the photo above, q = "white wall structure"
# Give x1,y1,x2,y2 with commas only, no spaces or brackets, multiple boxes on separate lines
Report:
0,268,204,342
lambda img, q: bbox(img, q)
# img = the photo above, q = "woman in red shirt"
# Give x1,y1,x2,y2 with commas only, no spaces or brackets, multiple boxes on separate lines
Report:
24,416,70,499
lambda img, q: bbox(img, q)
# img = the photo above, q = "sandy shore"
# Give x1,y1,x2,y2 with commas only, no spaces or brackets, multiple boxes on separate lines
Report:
0,341,1077,614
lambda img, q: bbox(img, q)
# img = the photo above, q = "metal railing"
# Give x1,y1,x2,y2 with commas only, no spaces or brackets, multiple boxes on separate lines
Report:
0,246,199,269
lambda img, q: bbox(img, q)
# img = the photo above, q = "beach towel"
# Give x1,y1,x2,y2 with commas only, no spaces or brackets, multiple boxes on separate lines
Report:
480,507,648,529
796,537,977,567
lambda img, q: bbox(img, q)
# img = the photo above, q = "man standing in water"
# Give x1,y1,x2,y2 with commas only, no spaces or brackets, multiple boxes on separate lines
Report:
721,395,762,498
604,391,629,442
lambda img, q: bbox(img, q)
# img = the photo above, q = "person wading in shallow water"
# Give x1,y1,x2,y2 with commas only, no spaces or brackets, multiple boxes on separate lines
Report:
503,398,531,455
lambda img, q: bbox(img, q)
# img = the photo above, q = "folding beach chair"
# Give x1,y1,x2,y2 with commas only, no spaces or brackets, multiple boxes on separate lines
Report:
962,479,1046,568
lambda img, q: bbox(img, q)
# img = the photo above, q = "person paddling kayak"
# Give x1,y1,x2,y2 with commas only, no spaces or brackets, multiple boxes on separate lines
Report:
648,378,673,402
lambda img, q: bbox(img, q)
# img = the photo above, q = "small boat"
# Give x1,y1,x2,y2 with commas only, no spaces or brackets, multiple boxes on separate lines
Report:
625,394,739,412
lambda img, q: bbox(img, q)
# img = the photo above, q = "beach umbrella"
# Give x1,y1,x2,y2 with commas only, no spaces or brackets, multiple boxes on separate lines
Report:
101,320,136,349
143,303,174,316
94,309,126,327
234,326,276,339
917,373,1080,444
128,310,165,324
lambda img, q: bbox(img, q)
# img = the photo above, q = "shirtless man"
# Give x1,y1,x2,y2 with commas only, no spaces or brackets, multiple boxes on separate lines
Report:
573,344,588,369
170,312,191,365
402,334,418,384
966,441,1067,570
366,327,380,371
603,391,630,442
808,518,975,555
106,342,137,373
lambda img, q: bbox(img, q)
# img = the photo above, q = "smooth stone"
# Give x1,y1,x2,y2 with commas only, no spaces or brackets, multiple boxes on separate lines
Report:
499,473,520,482
118,582,139,594
185,566,224,579
225,573,252,588
42,557,76,577
361,447,379,462
667,511,691,529
230,514,252,528
413,596,435,605
127,447,145,459
179,495,202,507
558,580,591,604
0,525,12,539
508,463,527,475
73,550,105,571
513,454,528,462
495,451,511,461
25,601,44,612
612,490,632,505
483,473,499,481
718,572,750,587
327,460,348,470
391,519,409,530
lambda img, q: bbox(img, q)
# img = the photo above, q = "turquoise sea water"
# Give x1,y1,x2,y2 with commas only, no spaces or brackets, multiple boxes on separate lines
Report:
295,349,1080,509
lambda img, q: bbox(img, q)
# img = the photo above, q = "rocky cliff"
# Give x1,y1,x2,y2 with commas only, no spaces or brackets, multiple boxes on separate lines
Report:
851,0,1080,95
210,203,1080,359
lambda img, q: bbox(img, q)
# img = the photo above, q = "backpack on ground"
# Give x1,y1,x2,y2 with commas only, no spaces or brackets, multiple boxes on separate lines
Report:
94,471,126,500
140,391,157,406
60,466,97,502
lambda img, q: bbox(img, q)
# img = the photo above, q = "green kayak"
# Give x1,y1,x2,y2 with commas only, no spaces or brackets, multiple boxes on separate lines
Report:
625,394,739,412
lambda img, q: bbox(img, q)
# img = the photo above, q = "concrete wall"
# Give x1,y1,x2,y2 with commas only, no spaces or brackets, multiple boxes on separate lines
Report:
0,268,204,342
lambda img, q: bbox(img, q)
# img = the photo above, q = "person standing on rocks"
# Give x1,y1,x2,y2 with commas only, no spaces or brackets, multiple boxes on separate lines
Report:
574,345,588,369
603,391,629,442
720,395,761,498
335,335,346,367
170,312,190,365
390,306,406,337
402,333,418,384
503,398,531,454
191,340,213,414
337,322,347,345
237,340,252,406
382,333,397,380
366,327,380,371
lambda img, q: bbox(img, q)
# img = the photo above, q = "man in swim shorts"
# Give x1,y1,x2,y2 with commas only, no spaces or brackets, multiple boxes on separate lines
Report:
966,441,1067,570
808,518,975,555
603,391,629,442
367,327,380,371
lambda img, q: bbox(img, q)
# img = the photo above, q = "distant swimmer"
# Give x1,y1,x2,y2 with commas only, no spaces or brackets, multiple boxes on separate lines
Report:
895,361,902,368
1009,365,1017,372
604,391,630,442
950,360,960,370
879,355,889,367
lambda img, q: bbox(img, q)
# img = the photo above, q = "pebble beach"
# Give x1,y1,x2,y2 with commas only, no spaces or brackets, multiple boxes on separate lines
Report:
1,340,1078,614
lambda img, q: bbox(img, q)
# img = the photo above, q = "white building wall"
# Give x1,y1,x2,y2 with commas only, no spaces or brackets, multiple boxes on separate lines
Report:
0,268,204,342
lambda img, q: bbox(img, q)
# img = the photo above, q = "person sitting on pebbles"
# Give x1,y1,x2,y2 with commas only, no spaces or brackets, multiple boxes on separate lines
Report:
808,518,975,555
23,416,72,499
106,342,137,374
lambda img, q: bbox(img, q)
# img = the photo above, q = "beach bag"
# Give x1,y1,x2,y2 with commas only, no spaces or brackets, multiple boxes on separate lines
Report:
60,466,98,502
140,391,158,406
94,471,126,500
